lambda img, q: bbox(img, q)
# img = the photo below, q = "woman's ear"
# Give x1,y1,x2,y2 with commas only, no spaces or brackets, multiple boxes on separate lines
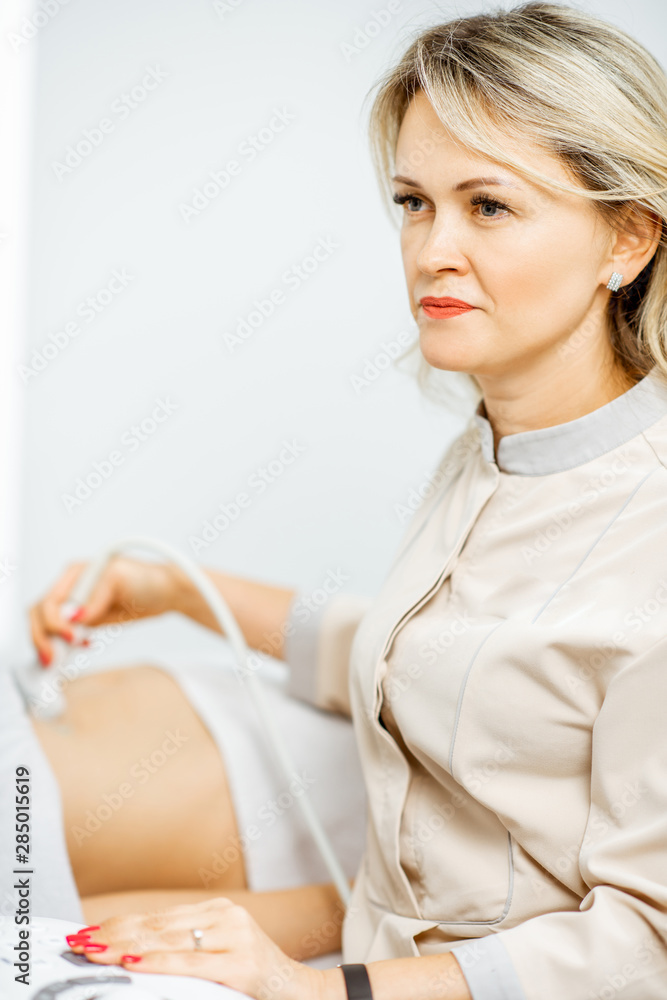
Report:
606,203,663,285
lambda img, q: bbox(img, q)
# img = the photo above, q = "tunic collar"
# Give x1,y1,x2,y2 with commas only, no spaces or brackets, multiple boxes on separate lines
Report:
473,365,667,476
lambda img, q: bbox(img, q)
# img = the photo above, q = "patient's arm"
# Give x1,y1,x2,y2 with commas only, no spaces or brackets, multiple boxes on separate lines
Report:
79,881,349,961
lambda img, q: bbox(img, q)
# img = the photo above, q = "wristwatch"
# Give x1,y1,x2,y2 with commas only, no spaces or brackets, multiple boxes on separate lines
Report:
337,963,374,999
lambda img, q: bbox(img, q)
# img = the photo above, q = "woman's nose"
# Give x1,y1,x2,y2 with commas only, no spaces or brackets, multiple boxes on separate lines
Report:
416,221,469,275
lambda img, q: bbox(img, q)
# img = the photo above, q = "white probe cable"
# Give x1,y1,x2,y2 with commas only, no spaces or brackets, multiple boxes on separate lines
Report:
60,536,352,908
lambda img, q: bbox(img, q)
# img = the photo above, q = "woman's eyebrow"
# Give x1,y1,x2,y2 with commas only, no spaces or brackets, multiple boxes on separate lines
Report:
391,174,520,192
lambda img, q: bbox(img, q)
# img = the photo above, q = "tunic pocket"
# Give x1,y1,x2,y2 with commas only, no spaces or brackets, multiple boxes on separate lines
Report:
400,766,514,925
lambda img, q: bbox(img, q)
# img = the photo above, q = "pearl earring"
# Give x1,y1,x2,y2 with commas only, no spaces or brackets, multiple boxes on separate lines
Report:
607,271,623,292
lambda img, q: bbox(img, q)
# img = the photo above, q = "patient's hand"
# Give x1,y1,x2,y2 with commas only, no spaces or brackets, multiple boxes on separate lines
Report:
66,897,328,999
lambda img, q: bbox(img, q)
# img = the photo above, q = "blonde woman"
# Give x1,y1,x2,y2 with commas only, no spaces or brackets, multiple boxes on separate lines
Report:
41,2,667,997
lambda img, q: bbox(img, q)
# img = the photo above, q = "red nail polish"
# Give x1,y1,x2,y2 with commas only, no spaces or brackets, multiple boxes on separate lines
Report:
69,607,85,622
83,943,108,952
121,955,142,963
66,933,90,943
62,630,75,643
39,650,51,667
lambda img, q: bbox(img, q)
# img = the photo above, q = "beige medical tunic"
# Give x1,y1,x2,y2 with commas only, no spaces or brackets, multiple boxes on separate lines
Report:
285,364,667,999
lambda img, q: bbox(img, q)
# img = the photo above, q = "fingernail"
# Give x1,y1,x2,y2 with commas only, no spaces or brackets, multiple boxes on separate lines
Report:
62,630,75,643
121,954,142,963
69,607,85,622
39,650,51,667
83,943,108,952
66,934,91,946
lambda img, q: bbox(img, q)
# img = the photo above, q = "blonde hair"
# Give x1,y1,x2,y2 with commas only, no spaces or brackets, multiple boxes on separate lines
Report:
363,1,667,409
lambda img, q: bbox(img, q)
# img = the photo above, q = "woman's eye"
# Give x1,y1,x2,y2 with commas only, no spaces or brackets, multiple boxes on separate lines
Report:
392,192,510,220
392,193,427,213
469,195,511,220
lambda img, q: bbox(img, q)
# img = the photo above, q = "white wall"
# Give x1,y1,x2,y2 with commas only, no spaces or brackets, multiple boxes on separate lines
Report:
13,0,667,669
0,1,36,660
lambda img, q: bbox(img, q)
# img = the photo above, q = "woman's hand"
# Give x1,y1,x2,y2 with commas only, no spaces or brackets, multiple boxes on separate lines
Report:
65,897,332,1000
29,555,179,666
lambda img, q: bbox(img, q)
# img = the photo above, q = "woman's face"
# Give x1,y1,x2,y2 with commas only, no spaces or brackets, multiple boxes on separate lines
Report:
393,90,617,383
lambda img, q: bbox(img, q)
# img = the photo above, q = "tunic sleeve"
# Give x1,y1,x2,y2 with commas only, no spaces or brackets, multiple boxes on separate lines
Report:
450,631,667,1000
284,591,373,717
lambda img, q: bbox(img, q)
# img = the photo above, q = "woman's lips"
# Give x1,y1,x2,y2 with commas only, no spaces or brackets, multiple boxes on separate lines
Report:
419,296,476,319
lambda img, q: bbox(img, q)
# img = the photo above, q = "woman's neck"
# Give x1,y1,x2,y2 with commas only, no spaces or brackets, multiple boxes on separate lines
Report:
478,360,639,458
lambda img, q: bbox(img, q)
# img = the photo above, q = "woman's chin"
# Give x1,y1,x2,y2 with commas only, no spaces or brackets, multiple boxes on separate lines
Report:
417,344,478,373
416,329,482,373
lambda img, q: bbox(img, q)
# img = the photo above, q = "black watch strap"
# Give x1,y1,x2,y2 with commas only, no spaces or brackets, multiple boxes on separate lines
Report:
337,963,374,999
